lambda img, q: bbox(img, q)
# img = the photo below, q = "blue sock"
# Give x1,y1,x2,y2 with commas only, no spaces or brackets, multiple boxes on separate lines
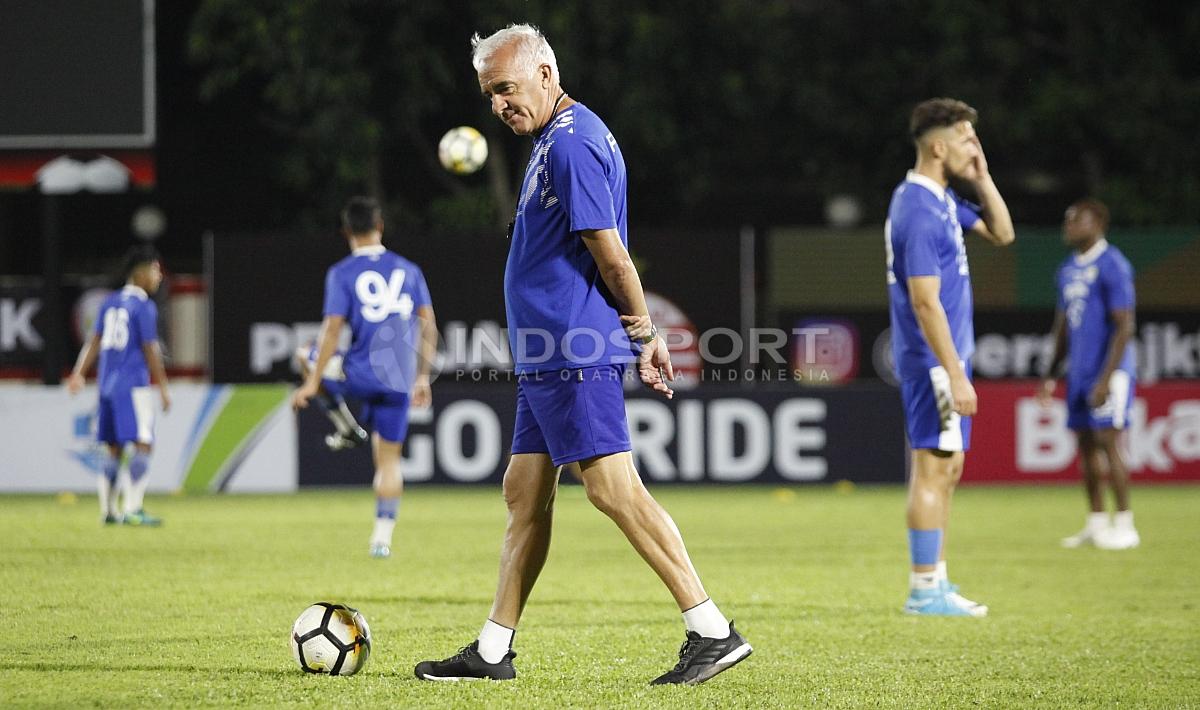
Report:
908,528,943,568
129,452,150,482
376,497,399,520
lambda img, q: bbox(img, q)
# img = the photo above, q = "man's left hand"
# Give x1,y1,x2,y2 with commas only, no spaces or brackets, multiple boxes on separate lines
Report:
637,336,674,400
1088,379,1110,409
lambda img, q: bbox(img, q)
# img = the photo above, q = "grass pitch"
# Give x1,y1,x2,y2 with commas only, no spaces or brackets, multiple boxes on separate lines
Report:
2,484,1198,708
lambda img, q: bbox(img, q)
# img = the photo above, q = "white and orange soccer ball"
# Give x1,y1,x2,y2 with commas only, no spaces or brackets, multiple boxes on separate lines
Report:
438,126,488,175
290,602,372,676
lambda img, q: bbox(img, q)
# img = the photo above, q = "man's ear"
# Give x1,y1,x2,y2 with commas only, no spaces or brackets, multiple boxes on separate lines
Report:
928,136,946,160
540,63,552,89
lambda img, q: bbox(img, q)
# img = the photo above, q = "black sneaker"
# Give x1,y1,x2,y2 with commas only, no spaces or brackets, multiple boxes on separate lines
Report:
650,621,752,686
414,641,516,681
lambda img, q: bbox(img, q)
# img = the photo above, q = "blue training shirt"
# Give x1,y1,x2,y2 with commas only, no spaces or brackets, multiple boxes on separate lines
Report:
95,285,157,398
505,102,638,374
323,245,432,395
1057,240,1136,385
885,171,981,380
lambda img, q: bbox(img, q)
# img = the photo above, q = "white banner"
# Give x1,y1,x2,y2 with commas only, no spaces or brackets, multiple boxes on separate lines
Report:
0,383,296,493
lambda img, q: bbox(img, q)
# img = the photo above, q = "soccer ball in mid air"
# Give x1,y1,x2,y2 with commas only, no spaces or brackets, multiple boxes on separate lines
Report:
438,126,488,175
290,602,372,675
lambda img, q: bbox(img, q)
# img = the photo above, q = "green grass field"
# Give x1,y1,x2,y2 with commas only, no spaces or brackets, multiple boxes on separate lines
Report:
3,484,1198,708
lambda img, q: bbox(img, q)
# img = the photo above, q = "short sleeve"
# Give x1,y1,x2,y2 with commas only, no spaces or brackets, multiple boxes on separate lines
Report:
549,137,617,233
137,301,158,343
413,267,432,309
1102,256,1136,312
93,303,107,335
322,267,351,318
902,210,942,279
954,194,981,232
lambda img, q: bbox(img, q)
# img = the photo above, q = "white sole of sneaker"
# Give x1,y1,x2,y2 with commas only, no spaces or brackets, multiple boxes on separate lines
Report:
690,643,753,685
417,674,491,682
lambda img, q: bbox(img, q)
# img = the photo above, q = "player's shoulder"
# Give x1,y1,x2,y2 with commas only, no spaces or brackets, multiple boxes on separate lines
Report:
1103,243,1133,272
383,249,424,274
548,104,615,152
890,183,942,231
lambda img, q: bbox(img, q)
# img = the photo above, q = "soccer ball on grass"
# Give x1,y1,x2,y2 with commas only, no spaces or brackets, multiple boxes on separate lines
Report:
290,602,372,675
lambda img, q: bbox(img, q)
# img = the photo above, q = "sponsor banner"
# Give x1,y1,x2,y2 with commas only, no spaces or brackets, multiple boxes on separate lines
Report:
210,229,740,383
779,310,1200,384
298,383,905,486
0,383,295,493
968,381,1200,483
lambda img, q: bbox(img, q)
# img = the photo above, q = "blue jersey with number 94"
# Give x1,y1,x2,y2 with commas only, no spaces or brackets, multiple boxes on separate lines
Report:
323,245,432,395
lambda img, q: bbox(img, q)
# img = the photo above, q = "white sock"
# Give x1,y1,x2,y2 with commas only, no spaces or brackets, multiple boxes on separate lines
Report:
371,518,396,546
1087,512,1110,530
126,475,150,515
117,469,132,515
910,570,939,590
682,599,730,638
936,560,948,583
97,476,117,517
1114,510,1135,530
477,619,514,664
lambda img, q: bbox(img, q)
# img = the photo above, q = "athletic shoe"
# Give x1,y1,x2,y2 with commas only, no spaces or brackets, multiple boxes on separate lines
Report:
904,588,987,617
649,621,753,686
102,514,120,525
1061,526,1102,548
369,542,391,559
121,510,163,527
1094,526,1140,550
325,426,369,451
414,641,516,681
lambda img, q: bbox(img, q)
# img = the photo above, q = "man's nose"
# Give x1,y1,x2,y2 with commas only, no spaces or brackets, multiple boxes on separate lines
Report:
491,94,507,115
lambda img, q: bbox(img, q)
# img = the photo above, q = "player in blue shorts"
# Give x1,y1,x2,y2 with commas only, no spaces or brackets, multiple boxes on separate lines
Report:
292,197,437,559
886,99,1015,616
67,245,171,526
1038,199,1139,550
415,25,750,685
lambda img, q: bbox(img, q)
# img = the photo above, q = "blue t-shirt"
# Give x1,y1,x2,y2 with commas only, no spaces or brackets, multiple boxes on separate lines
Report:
95,285,157,397
323,246,432,395
885,172,980,380
1057,240,1136,385
504,102,638,373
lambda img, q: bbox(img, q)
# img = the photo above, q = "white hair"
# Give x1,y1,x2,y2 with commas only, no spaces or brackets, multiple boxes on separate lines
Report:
470,23,559,82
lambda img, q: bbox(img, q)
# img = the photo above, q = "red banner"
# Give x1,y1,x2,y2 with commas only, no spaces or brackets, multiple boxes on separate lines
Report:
967,381,1200,483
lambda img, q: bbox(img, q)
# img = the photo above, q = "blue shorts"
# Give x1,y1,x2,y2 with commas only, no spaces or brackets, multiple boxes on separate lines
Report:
900,363,972,452
1067,370,1134,431
97,387,155,446
511,365,632,466
310,347,410,443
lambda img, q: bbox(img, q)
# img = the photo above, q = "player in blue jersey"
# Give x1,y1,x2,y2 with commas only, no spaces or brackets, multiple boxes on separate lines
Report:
1038,199,1139,550
292,197,438,559
415,24,750,685
67,245,171,526
886,98,1015,616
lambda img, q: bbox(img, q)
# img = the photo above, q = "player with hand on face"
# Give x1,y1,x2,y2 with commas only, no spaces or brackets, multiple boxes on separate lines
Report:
1038,199,1139,550
67,245,171,526
885,98,1015,617
292,197,438,559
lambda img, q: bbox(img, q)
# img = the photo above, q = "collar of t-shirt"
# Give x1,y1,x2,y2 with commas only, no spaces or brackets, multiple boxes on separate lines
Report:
121,284,148,301
352,244,386,256
905,170,946,203
1074,238,1109,266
